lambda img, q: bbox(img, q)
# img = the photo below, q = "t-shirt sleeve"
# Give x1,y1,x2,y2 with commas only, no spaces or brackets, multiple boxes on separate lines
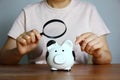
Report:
89,5,110,36
8,10,25,39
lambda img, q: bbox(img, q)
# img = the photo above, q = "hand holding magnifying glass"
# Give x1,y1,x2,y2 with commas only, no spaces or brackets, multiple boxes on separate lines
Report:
16,19,66,55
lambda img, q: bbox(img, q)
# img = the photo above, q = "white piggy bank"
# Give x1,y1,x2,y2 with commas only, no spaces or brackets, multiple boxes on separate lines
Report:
46,40,75,71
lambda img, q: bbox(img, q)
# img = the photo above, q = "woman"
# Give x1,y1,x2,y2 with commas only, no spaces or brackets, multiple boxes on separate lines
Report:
0,0,112,64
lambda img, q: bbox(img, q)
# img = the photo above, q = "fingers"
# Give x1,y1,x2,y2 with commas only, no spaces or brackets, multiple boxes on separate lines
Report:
28,31,36,43
85,38,99,53
32,29,41,40
75,32,103,55
86,38,103,55
16,29,41,46
17,36,27,46
81,34,97,51
75,32,92,44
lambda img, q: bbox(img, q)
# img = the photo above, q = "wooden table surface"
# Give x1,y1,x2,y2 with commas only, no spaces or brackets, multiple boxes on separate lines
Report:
0,64,120,80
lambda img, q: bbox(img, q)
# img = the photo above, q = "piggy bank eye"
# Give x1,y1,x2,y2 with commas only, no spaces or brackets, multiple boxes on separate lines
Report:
55,50,57,52
62,50,64,52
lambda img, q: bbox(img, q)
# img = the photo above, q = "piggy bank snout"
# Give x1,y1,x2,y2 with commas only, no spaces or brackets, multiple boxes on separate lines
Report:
53,54,65,64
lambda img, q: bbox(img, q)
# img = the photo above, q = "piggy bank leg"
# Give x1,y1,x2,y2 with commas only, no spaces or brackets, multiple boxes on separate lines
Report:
64,67,71,71
51,68,58,71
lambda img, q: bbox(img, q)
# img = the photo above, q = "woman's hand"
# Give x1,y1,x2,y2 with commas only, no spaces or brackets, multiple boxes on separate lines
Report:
76,32,104,57
16,29,41,56
75,32,112,64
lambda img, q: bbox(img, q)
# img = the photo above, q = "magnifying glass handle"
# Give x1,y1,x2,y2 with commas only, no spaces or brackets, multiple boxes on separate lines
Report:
40,33,44,35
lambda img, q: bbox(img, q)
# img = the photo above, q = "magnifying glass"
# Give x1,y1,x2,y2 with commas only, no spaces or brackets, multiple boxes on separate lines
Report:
40,19,67,39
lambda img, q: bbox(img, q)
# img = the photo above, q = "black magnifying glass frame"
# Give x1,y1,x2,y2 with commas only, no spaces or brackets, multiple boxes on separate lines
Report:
40,19,67,39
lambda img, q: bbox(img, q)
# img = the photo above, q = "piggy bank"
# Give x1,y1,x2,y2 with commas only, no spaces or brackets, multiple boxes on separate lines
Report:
46,40,75,71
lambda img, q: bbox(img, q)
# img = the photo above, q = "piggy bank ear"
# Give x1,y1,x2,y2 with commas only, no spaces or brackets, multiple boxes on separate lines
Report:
47,40,59,51
62,40,73,49
47,40,56,47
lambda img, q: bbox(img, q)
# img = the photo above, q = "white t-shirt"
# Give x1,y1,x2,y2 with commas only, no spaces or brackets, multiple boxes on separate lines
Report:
8,0,110,64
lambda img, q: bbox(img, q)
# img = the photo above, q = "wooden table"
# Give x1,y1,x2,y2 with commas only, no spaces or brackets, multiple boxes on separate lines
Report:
0,64,120,80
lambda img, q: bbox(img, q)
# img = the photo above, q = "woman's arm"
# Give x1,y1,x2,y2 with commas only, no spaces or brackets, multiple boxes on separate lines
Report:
0,29,41,64
0,37,23,64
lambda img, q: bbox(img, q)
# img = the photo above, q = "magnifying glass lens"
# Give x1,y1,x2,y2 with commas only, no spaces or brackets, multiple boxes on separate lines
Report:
40,19,67,39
